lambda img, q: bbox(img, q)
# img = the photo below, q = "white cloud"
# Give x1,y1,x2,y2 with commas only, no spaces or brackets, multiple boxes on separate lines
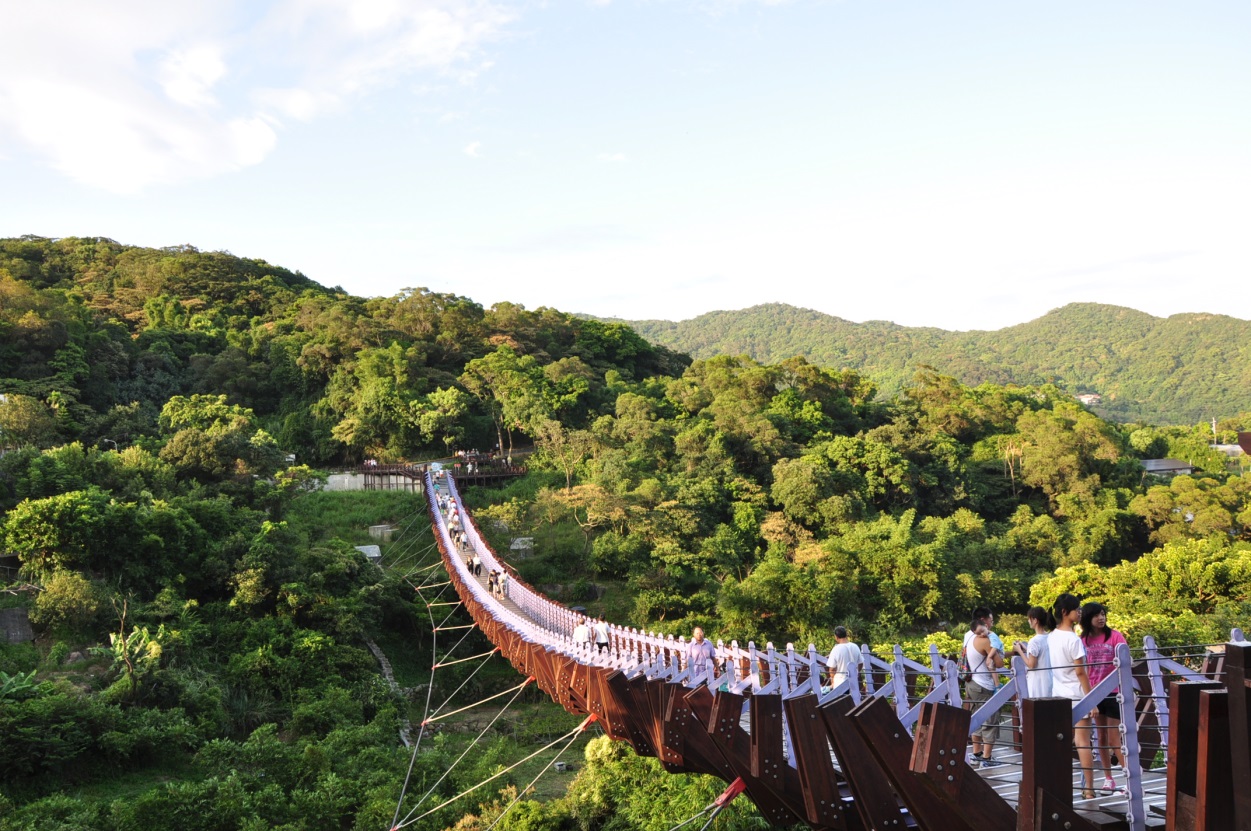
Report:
597,152,627,163
0,0,512,193
159,46,227,109
464,141,483,157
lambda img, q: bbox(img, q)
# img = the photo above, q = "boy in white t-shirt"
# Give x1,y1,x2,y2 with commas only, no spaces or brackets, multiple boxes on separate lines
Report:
826,626,862,690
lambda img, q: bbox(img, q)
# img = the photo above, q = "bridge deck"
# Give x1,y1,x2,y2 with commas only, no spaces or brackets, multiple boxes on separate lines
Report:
425,471,1244,831
970,750,1168,827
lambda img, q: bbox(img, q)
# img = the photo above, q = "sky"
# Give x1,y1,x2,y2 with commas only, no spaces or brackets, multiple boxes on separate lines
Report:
2,0,1249,331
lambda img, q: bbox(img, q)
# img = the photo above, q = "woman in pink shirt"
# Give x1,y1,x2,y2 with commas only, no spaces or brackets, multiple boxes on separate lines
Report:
1081,602,1128,794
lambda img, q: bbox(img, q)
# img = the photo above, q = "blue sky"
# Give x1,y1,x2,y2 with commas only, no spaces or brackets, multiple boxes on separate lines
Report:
2,1,1248,330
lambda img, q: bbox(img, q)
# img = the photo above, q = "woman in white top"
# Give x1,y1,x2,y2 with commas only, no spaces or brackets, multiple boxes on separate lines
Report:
1013,606,1054,699
1048,593,1095,799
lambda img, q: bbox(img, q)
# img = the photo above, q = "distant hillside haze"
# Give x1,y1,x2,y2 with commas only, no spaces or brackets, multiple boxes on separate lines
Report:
619,303,1251,426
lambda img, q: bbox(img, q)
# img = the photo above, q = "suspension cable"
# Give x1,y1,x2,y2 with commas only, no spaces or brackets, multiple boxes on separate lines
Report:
396,715,598,829
661,778,747,831
392,679,539,829
481,720,593,831
424,678,534,726
435,648,499,669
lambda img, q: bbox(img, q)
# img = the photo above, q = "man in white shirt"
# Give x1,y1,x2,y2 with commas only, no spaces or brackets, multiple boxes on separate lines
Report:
592,618,610,653
826,626,862,690
572,618,591,646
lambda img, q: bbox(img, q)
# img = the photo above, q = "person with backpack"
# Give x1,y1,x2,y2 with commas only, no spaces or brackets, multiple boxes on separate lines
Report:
964,619,1005,767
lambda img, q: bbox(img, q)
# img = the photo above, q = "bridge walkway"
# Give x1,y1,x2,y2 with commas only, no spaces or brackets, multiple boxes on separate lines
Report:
424,470,1244,831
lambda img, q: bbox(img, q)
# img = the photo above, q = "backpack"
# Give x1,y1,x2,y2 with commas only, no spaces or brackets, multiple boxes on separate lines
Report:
956,649,971,685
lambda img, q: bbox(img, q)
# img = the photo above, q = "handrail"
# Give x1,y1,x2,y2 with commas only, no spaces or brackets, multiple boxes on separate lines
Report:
430,469,1246,827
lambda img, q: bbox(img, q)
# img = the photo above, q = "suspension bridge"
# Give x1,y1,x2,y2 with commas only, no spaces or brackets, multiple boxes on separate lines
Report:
401,470,1251,831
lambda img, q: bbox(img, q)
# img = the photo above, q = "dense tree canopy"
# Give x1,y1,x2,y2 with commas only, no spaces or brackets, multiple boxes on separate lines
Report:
3,235,1251,831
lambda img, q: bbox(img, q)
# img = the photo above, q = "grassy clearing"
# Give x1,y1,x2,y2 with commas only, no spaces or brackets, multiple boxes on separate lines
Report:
285,489,428,547
59,758,202,803
429,701,598,803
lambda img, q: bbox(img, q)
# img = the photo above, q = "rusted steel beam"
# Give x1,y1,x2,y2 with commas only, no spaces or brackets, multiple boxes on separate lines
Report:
910,702,1016,830
745,690,825,825
1017,698,1080,831
528,641,558,698
664,683,736,780
684,685,809,828
848,696,981,831
604,671,658,758
1194,689,1233,830
553,653,588,714
1030,789,1105,831
1167,681,1224,831
819,694,908,831
1223,642,1251,831
784,692,856,828
644,676,687,774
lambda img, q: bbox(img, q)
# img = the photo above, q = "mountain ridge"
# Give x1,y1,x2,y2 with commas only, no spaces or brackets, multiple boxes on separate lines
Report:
611,302,1251,425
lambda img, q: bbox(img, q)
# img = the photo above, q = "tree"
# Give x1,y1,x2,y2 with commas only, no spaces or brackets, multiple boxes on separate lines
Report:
2,489,109,579
91,600,164,701
534,419,595,491
1014,403,1125,507
30,570,102,635
0,393,58,449
159,394,254,435
410,386,472,452
460,346,553,456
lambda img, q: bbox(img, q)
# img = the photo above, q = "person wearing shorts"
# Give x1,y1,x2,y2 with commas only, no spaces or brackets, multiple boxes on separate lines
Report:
1082,602,1128,793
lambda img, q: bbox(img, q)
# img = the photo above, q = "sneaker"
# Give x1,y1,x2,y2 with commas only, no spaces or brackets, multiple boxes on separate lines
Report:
1101,779,1125,795
966,753,983,765
980,758,1003,769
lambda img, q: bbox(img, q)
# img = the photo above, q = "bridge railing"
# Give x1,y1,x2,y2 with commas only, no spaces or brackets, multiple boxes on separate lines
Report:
431,471,1245,828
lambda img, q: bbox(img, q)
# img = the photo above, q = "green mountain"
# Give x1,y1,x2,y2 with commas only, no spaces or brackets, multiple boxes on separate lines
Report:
620,303,1251,425
0,235,688,464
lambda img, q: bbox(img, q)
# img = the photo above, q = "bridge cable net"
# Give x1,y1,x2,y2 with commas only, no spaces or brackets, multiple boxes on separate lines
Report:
396,716,597,829
391,678,534,830
388,504,508,831
388,560,451,830
389,473,557,831
480,715,599,831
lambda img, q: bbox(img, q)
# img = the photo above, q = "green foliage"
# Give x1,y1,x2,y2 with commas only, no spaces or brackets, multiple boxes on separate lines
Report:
3,488,109,579
30,570,104,635
562,736,767,831
625,301,1251,426
0,641,39,675
0,669,38,701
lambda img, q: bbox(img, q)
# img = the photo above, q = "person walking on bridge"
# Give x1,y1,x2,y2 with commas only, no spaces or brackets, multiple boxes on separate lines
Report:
687,627,718,681
965,619,1005,767
593,618,610,653
573,618,591,647
826,626,862,691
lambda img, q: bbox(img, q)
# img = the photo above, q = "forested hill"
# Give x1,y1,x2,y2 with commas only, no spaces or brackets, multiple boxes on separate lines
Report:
620,303,1251,426
0,235,689,465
